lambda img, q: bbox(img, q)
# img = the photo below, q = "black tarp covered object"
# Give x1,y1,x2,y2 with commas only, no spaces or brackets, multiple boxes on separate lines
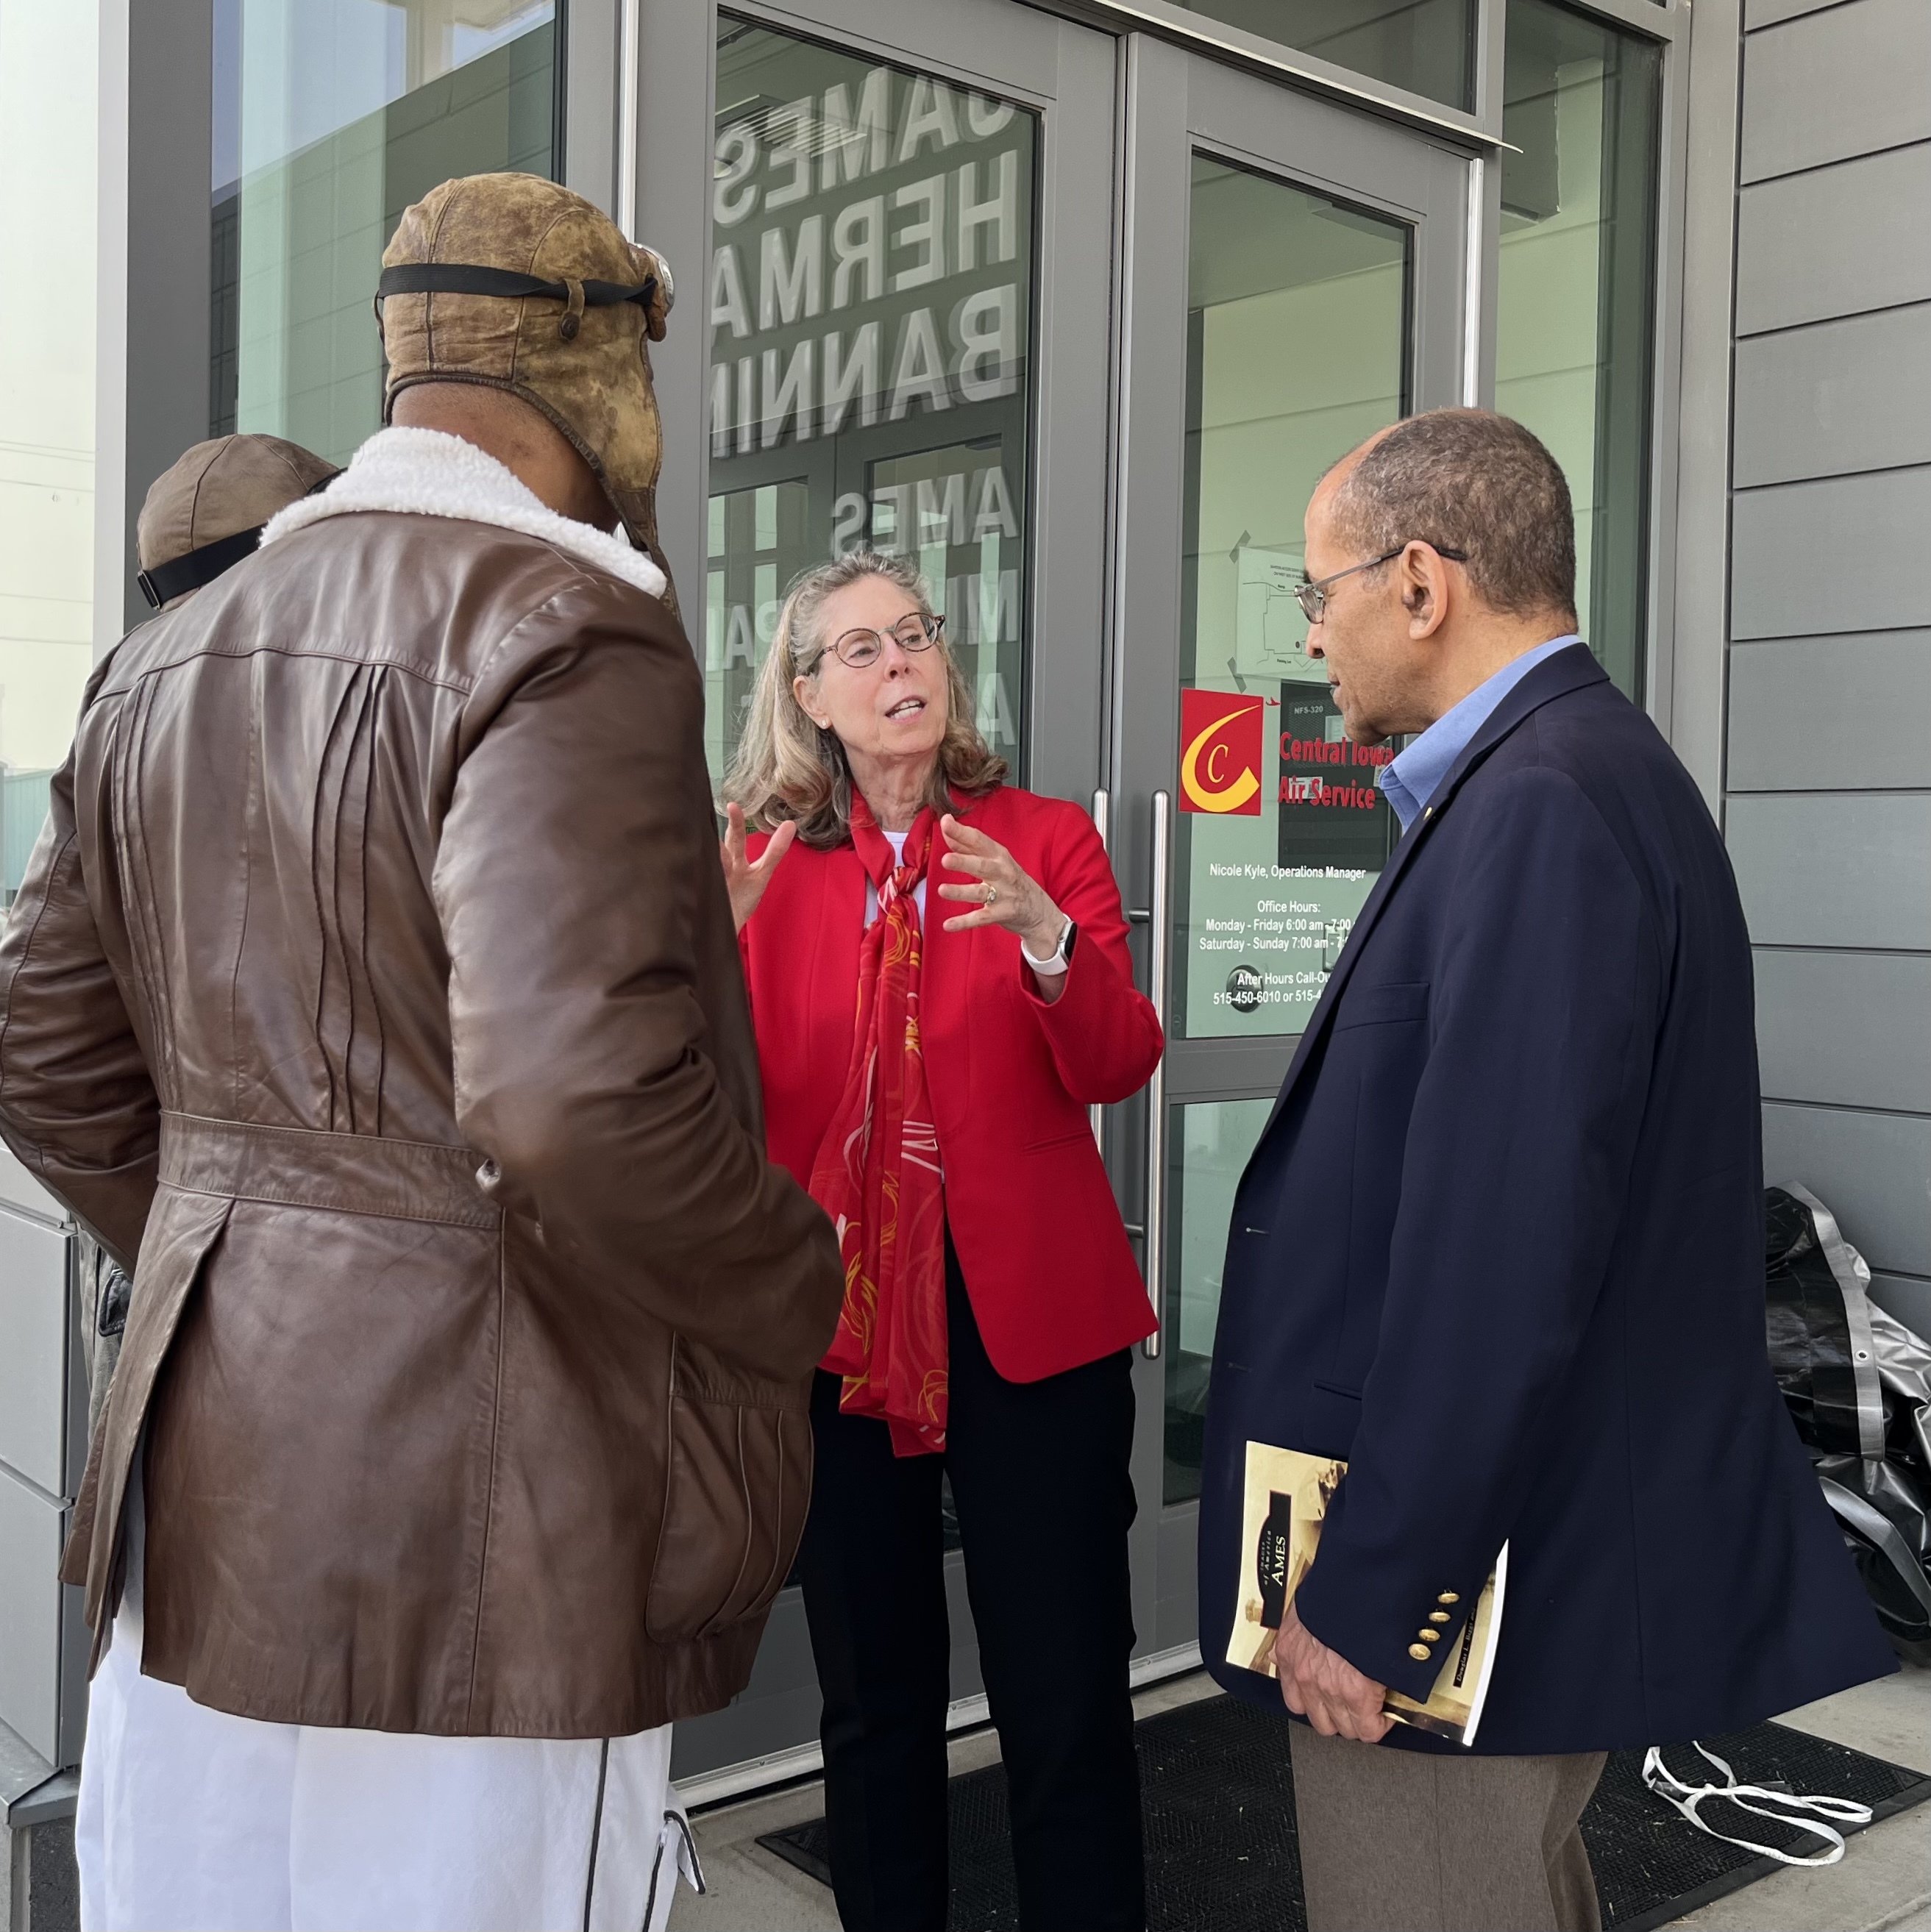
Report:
1765,1185,1931,1645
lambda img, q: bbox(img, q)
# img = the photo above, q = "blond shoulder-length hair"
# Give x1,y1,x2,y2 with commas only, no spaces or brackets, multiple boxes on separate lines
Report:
719,549,1007,849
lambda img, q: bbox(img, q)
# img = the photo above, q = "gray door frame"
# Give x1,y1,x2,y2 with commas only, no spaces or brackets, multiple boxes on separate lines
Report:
1106,35,1473,1658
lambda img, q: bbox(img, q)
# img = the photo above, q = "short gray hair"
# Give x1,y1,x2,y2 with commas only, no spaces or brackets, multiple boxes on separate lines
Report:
1328,409,1577,624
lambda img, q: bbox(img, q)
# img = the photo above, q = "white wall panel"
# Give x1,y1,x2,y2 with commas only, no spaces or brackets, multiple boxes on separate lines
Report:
0,1143,64,1225
0,1466,65,1764
0,1210,71,1497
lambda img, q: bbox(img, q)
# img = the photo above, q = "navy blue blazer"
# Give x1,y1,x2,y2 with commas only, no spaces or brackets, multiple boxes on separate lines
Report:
1198,645,1893,1755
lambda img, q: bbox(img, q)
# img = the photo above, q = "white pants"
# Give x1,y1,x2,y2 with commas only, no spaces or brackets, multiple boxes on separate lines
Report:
76,1594,700,1932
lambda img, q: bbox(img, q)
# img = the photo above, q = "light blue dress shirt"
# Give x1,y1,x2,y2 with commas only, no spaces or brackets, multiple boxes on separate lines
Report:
1377,634,1582,832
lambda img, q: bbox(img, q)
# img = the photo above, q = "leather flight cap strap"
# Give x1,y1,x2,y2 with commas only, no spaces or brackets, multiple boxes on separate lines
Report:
136,523,265,610
375,263,659,310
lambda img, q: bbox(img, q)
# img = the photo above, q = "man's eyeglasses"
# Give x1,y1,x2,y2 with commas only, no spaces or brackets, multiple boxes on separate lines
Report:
1294,543,1469,625
817,612,945,671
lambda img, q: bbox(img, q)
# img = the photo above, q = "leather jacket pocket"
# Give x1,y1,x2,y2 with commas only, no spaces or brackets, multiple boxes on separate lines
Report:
644,1353,813,1644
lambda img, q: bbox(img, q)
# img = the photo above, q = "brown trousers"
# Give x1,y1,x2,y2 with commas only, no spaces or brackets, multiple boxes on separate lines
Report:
1289,1724,1607,1932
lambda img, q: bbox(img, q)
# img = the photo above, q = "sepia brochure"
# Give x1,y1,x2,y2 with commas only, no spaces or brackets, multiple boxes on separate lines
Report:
1227,1440,1507,1748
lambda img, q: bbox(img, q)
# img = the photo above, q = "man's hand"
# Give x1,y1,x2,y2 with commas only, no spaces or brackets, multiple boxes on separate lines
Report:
1274,1604,1391,1742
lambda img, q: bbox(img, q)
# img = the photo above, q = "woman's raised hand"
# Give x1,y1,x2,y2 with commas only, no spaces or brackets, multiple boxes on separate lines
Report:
938,815,1068,983
720,804,797,934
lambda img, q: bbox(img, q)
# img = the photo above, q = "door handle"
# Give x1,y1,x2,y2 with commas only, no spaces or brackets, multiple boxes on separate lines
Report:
1142,788,1171,1360
1089,788,1110,1148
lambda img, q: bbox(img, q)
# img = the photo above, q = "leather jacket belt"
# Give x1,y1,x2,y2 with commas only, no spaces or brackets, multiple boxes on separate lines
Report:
159,1111,502,1230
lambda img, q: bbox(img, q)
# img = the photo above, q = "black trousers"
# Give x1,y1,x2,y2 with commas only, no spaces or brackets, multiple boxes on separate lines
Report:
797,1236,1146,1932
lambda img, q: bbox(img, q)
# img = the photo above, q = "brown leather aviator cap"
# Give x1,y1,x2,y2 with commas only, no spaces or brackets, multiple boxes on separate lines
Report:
135,435,338,609
377,173,678,604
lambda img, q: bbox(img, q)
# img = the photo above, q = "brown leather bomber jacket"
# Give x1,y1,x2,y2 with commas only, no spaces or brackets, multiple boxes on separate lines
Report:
0,509,843,1737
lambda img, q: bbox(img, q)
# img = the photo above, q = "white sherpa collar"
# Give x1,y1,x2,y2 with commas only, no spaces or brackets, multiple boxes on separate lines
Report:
259,425,667,602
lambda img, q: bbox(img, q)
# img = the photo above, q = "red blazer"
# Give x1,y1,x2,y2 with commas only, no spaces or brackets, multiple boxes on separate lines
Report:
742,784,1162,1382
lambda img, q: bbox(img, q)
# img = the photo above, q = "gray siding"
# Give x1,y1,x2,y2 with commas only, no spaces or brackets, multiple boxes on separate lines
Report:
1728,0,1931,1324
1732,307,1931,487
1733,144,1931,335
1740,0,1931,185
1745,0,1848,25
1726,637,1931,794
1754,951,1931,1115
1730,466,1931,639
1728,794,1931,949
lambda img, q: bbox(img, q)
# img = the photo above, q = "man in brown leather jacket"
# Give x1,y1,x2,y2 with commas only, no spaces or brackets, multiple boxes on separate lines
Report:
0,174,842,1932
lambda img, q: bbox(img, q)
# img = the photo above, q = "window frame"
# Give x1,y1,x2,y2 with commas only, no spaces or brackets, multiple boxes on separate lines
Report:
592,0,1692,735
108,0,1690,717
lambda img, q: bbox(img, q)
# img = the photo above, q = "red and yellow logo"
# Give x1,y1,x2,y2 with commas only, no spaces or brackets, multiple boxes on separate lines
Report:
1179,688,1264,815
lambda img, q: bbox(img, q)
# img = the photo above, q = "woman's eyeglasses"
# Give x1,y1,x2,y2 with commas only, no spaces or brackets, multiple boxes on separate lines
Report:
1294,542,1469,624
819,612,945,670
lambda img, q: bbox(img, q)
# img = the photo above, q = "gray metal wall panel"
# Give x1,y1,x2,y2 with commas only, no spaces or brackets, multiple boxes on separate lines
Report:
1754,949,1931,1111
1730,466,1931,638
1735,145,1931,335
1728,794,1931,949
1762,1102,1931,1277
0,1214,71,1499
1747,0,1847,24
1871,1274,1931,1343
0,1468,64,1764
1732,0,1931,1350
1727,634,1931,791
1740,0,1931,185
1732,305,1931,486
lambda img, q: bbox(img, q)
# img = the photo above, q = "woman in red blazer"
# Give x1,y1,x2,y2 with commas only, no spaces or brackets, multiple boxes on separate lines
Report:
720,549,1160,1932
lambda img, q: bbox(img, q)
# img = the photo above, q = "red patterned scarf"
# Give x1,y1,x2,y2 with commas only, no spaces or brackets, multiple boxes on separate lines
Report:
808,799,949,1456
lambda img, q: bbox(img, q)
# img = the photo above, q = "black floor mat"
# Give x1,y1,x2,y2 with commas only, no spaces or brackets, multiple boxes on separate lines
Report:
757,1694,1931,1931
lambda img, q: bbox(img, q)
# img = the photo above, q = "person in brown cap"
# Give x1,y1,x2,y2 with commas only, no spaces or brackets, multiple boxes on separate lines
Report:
0,174,842,1932
72,434,341,1450
135,433,339,611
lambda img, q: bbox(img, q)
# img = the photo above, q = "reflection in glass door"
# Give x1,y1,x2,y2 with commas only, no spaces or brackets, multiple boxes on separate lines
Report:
211,0,560,458
705,18,1036,789
1111,38,1467,1653
1176,160,1409,1049
1166,158,1413,1505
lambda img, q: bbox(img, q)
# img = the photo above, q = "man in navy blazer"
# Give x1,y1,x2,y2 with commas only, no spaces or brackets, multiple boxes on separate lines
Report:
1198,410,1892,1932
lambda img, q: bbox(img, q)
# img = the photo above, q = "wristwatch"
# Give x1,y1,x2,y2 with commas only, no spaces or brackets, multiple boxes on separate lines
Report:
1022,916,1078,972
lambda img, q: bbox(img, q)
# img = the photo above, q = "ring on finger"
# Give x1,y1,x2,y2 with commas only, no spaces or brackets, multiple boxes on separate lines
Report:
984,883,999,906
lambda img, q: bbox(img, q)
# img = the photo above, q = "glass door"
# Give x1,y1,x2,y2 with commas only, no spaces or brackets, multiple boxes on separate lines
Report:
648,0,1120,1786
1109,38,1471,1658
